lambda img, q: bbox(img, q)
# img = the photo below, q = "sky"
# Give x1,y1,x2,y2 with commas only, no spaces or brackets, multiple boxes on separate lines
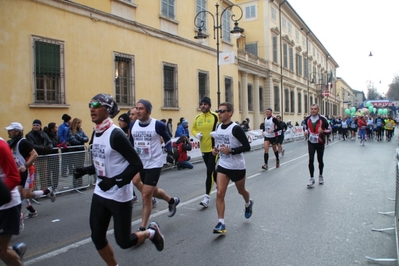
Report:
288,0,399,97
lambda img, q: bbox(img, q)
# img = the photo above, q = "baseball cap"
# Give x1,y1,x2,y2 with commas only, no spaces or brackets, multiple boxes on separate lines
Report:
5,122,23,131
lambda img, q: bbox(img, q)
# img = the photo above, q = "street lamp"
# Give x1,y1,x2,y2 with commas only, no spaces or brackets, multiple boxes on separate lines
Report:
194,3,244,106
310,72,329,114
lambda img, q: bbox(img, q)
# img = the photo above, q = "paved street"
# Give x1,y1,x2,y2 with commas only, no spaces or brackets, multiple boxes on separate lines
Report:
8,137,398,266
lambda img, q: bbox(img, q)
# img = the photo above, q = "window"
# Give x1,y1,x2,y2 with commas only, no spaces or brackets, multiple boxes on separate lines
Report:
304,58,308,78
283,43,288,68
245,5,256,19
259,86,264,112
114,54,135,106
245,43,258,56
196,0,207,32
282,16,286,31
310,95,313,105
304,94,308,113
273,85,280,112
284,89,289,112
296,54,302,76
271,6,277,21
288,22,292,36
161,0,175,19
298,92,302,113
225,77,233,104
33,37,65,104
289,47,294,72
272,36,278,63
290,90,295,113
163,63,178,107
198,71,209,103
248,84,253,111
222,9,231,42
295,29,299,43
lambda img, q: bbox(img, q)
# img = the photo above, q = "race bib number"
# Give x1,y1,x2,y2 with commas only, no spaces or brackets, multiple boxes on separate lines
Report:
309,133,319,144
135,142,151,159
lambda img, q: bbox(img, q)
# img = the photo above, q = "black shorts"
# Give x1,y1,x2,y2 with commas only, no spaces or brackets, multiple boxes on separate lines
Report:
264,137,277,145
140,168,162,186
0,204,21,236
277,135,284,144
217,166,246,182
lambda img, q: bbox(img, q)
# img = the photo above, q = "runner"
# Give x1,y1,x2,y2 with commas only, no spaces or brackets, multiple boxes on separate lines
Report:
303,104,329,188
73,94,164,266
341,117,348,141
191,96,219,208
357,115,367,146
211,102,252,234
276,115,286,157
375,115,384,141
261,108,282,170
131,99,180,231
384,115,395,141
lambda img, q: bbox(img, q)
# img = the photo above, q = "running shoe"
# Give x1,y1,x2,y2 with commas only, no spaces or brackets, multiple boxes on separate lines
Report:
47,187,56,202
281,149,285,157
276,159,280,168
261,164,268,170
200,196,210,208
307,178,315,188
19,213,24,234
213,222,226,234
148,222,164,252
319,175,324,185
245,200,254,219
25,211,38,219
152,198,158,208
12,242,27,260
167,197,180,217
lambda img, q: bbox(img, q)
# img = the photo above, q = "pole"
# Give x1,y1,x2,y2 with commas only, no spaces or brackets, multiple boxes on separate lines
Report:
279,1,286,120
215,3,220,107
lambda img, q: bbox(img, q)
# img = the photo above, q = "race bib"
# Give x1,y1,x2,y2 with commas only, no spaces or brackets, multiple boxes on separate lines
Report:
309,133,319,144
93,158,105,176
135,142,151,159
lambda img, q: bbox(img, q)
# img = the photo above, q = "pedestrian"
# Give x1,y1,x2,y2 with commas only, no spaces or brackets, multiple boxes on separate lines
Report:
25,119,53,189
175,135,193,170
68,118,89,188
6,122,56,222
0,136,27,265
44,122,62,190
303,104,329,188
131,99,180,231
191,96,219,208
73,93,165,266
174,119,189,138
166,118,173,137
276,115,286,157
261,108,282,170
211,102,252,234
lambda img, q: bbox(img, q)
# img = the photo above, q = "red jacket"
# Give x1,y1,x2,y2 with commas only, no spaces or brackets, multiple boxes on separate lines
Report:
0,139,20,190
358,118,367,129
177,142,189,162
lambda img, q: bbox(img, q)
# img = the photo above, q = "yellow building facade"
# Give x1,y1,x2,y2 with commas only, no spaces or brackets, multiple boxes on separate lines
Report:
0,0,340,139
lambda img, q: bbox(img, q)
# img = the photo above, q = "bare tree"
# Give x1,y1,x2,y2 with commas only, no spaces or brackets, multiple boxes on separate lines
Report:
367,81,381,100
386,75,399,100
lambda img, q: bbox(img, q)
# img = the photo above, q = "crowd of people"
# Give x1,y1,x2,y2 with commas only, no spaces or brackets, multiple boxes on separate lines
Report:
1,95,397,265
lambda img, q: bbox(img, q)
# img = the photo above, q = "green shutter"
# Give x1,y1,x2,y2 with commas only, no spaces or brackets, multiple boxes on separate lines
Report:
35,41,60,75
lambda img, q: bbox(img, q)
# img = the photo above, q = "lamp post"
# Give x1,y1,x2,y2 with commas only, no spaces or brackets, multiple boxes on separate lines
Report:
194,3,244,107
310,72,329,113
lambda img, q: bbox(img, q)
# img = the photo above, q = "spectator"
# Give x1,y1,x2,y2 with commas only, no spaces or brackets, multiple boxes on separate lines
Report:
43,122,61,190
166,118,173,137
58,114,71,177
68,118,89,188
118,113,130,137
175,136,193,170
25,119,53,189
175,120,189,138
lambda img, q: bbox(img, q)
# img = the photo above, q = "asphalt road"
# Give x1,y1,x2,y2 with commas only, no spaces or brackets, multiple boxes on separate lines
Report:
7,136,399,266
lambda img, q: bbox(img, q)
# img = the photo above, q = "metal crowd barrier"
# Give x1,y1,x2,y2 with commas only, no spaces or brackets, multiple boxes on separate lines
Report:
34,146,94,195
365,149,399,263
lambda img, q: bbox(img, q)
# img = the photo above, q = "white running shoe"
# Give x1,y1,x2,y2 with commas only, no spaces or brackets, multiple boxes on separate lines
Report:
152,198,158,208
200,196,210,208
47,187,56,202
307,178,315,188
319,175,324,185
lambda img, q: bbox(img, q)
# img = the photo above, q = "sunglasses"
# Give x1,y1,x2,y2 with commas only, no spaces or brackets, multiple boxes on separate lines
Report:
215,109,230,114
88,102,102,109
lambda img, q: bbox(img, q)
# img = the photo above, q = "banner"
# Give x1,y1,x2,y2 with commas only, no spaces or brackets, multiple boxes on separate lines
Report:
219,51,235,65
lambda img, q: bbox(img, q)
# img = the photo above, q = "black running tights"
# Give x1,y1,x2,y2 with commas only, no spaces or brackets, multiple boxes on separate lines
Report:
203,152,216,195
308,142,325,177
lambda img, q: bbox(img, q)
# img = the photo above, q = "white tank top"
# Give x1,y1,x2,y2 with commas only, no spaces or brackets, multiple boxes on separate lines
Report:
92,125,133,202
215,123,245,170
132,118,164,169
264,116,277,138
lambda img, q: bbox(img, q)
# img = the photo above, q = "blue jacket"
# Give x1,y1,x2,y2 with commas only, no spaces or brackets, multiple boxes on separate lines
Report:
58,122,70,143
174,125,189,138
68,129,89,146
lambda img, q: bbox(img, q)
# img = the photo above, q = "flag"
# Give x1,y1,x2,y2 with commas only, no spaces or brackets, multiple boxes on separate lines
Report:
219,51,235,65
328,70,333,89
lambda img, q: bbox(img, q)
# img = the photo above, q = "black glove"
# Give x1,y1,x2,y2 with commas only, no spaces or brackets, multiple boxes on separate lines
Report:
98,176,116,192
0,179,11,206
73,167,87,179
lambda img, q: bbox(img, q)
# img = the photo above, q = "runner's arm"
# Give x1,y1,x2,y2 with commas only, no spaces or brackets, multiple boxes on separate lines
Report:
230,125,251,154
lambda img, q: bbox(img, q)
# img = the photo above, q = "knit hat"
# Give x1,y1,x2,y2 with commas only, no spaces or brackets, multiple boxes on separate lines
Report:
137,99,152,113
62,114,71,122
5,122,23,131
91,93,120,118
118,113,130,124
32,119,42,126
200,96,211,106
182,120,189,126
